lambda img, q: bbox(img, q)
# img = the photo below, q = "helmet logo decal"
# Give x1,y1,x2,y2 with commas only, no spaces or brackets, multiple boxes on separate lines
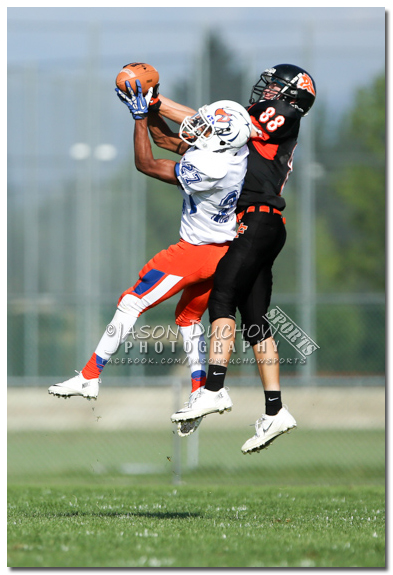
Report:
180,100,251,152
297,74,316,96
215,108,233,123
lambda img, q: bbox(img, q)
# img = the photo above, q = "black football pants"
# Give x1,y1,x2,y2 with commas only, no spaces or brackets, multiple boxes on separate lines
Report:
208,209,287,346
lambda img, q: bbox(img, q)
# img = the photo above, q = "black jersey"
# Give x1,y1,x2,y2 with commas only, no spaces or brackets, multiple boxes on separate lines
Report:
237,100,302,212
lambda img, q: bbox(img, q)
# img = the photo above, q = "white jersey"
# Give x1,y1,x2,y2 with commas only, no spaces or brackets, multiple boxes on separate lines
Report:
175,145,249,245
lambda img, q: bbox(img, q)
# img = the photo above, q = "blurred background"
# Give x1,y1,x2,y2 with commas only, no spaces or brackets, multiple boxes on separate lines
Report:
8,7,385,486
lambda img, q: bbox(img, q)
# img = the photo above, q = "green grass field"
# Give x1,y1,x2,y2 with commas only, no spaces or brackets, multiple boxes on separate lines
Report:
8,428,385,567
8,484,384,568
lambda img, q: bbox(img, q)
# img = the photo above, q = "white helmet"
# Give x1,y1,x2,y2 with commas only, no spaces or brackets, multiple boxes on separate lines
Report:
179,100,252,154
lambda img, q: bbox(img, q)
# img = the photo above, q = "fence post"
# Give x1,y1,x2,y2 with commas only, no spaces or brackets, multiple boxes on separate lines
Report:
187,428,199,469
172,378,182,484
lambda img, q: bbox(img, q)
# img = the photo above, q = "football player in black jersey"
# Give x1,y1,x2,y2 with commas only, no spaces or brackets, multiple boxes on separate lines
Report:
150,64,316,452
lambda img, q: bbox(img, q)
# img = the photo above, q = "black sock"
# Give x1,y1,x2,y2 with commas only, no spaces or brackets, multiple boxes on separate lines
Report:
265,390,282,415
204,365,227,392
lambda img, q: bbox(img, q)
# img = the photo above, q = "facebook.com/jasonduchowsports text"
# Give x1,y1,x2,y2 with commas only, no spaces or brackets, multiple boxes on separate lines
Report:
104,306,319,366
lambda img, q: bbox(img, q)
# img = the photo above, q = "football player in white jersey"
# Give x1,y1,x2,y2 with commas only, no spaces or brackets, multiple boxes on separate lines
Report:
48,80,251,426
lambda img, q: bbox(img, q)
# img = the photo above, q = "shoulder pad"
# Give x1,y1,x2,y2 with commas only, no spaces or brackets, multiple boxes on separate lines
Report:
182,149,228,180
247,100,300,141
248,99,301,121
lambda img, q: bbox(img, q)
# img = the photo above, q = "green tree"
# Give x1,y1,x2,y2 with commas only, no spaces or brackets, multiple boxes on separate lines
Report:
317,73,385,292
173,31,245,108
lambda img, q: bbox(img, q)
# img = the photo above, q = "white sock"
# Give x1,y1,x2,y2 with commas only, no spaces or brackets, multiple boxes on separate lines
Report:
179,323,207,392
94,308,138,360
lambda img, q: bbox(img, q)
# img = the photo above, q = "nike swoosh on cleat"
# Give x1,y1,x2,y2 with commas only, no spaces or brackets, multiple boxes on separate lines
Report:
262,422,273,433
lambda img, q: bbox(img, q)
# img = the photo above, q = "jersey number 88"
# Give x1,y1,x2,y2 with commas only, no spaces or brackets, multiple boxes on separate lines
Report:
259,107,285,132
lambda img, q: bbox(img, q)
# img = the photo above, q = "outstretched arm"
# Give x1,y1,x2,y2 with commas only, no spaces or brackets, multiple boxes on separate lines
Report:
158,95,197,124
134,118,178,184
147,112,189,156
146,86,196,153
116,81,179,185
155,91,260,138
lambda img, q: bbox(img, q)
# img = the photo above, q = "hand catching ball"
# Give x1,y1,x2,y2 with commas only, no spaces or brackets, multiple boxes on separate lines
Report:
116,62,159,95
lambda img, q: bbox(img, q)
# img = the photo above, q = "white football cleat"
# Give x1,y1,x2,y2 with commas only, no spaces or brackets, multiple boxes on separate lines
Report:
48,371,99,400
241,406,297,454
171,387,232,422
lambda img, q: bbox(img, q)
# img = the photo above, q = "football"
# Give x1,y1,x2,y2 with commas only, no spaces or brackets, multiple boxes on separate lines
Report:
116,62,159,95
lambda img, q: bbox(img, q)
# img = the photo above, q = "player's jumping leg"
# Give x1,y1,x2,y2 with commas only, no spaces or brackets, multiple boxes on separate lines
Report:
49,240,228,400
49,262,185,399
172,315,235,424
173,281,211,436
239,266,297,453
48,304,140,399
